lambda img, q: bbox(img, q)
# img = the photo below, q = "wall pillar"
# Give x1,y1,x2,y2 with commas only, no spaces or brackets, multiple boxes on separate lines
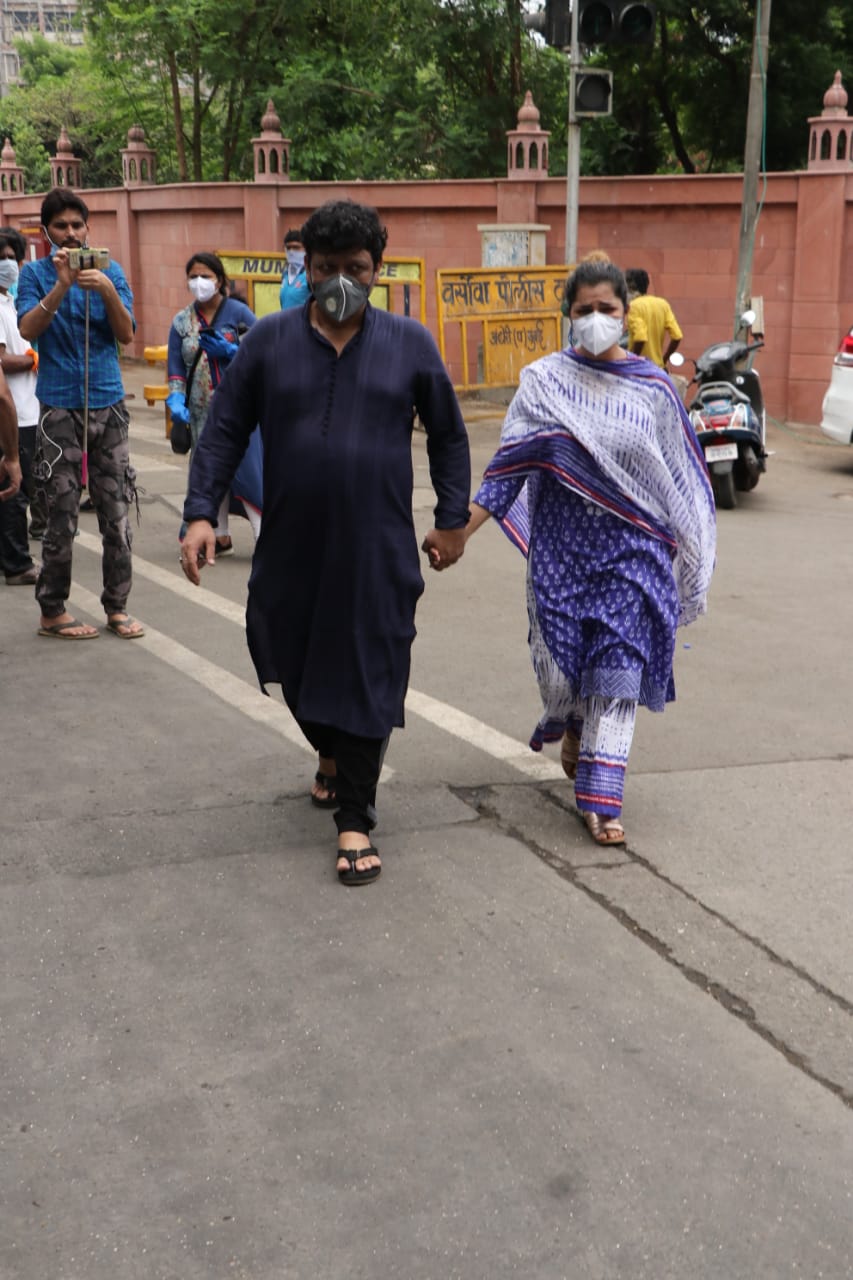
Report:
786,172,847,422
252,100,291,183
0,138,25,194
50,126,82,188
121,124,157,187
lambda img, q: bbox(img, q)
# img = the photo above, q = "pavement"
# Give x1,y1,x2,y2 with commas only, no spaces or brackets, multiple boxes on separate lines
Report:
1,360,852,1279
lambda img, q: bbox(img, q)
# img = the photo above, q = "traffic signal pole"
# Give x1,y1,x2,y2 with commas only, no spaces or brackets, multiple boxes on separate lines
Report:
734,0,771,338
565,0,581,266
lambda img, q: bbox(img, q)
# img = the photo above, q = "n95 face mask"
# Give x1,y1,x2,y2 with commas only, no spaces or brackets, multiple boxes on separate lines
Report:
572,310,623,356
188,276,218,304
0,259,19,289
311,273,371,323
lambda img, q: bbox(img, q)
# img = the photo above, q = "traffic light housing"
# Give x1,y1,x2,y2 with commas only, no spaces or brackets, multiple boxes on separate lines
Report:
546,0,571,48
578,0,656,46
523,0,570,48
574,69,613,117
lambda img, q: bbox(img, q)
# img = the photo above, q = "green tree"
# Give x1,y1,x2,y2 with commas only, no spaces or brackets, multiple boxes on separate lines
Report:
271,0,567,181
577,0,853,176
4,1,851,190
81,0,297,181
0,35,143,188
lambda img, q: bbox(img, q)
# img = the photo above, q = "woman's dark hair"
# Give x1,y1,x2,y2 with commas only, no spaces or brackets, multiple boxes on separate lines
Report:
0,226,26,262
185,251,228,296
562,260,629,314
40,187,89,228
301,200,388,267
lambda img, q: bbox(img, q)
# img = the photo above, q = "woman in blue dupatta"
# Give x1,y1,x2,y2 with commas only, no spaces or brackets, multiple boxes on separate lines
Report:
460,260,715,846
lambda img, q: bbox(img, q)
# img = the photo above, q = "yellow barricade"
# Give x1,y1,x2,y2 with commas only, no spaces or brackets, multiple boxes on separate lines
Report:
216,252,426,323
437,266,568,391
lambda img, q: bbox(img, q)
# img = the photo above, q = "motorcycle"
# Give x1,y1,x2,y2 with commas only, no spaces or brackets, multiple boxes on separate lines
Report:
675,310,767,510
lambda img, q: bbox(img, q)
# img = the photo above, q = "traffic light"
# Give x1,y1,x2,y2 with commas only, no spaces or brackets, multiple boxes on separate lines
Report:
523,0,570,48
574,69,613,117
545,0,571,48
578,0,656,46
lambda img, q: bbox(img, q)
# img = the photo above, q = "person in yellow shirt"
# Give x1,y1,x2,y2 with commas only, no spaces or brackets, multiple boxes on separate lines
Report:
625,268,683,368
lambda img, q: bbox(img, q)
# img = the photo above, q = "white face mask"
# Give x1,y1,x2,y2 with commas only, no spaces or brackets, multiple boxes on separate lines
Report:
0,259,19,289
188,275,217,304
285,248,305,269
572,310,623,356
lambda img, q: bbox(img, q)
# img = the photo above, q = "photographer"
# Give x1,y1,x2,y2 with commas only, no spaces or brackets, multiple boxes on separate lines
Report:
18,187,142,640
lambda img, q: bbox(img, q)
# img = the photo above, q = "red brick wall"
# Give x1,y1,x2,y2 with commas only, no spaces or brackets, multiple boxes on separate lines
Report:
2,170,851,425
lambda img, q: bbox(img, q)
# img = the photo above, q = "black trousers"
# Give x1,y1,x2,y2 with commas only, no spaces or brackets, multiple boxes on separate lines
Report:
0,424,36,576
298,717,388,837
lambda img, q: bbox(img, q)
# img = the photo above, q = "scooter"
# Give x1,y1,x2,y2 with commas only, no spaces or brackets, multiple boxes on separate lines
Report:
675,310,767,510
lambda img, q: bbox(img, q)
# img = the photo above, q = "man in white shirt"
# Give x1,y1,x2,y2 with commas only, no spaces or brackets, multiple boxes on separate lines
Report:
0,227,39,584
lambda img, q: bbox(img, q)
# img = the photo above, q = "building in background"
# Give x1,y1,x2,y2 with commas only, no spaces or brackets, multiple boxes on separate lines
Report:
0,1,82,97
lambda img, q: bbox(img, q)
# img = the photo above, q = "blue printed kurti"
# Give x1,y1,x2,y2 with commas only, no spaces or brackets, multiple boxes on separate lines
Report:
476,469,678,747
474,349,715,751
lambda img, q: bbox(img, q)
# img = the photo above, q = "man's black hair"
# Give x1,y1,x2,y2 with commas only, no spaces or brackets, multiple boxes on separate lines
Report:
563,260,629,313
283,227,303,245
0,226,26,262
40,187,89,229
301,200,388,267
625,268,649,295
185,251,229,297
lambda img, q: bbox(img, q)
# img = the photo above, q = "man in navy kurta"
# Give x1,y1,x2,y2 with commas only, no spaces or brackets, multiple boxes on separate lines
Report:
181,200,470,886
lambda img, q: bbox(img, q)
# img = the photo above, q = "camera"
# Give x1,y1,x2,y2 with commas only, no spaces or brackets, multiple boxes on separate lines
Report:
67,247,110,272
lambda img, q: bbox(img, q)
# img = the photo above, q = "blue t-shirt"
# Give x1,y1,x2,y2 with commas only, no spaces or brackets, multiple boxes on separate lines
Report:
279,266,309,310
17,255,134,409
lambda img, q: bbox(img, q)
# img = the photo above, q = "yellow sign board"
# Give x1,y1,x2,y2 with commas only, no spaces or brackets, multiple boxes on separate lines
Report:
217,252,425,322
437,266,567,390
483,316,561,387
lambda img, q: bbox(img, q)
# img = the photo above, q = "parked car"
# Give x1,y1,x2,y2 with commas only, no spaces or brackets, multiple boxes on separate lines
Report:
820,325,853,444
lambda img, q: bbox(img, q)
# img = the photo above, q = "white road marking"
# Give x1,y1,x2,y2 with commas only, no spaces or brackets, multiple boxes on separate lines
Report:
73,531,564,782
78,530,247,625
405,689,564,781
130,459,186,474
69,583,318,757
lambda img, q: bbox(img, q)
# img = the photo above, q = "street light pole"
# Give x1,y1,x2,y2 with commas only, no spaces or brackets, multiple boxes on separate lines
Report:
734,0,772,337
565,0,581,267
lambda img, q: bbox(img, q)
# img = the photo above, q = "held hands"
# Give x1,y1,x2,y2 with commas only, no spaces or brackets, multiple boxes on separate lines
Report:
180,521,216,585
421,527,466,572
166,391,191,424
198,330,239,362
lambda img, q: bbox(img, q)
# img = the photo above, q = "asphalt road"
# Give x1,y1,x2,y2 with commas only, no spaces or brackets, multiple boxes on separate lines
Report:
2,363,851,1279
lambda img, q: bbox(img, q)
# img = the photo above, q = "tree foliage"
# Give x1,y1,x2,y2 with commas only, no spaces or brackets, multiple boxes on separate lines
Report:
582,0,853,175
0,1,850,189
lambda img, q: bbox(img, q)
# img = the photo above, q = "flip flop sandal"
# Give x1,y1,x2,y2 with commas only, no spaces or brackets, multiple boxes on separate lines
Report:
38,617,99,640
583,812,626,846
560,729,580,781
337,846,381,887
106,615,145,639
311,770,338,809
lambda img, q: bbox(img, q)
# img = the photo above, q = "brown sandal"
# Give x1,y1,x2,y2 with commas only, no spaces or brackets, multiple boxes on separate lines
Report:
583,812,626,846
560,729,580,780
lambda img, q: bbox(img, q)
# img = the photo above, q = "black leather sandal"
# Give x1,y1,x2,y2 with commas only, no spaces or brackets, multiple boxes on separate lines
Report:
311,770,338,809
337,846,381,887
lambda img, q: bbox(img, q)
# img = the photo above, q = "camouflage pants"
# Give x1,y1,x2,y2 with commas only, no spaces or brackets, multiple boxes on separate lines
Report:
35,403,137,619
